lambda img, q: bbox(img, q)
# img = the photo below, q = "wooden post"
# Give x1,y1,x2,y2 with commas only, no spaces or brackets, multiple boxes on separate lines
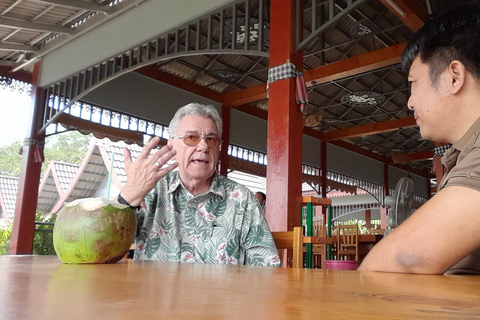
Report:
219,105,230,176
10,62,46,254
365,209,372,229
265,0,303,231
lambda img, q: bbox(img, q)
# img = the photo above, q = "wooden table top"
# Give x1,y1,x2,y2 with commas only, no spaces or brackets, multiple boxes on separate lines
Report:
1,255,479,319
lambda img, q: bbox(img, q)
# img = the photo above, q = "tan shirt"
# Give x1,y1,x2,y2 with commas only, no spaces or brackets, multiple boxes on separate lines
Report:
440,116,480,275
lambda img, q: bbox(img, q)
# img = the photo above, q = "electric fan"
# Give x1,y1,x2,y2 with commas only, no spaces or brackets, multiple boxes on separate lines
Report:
384,177,414,236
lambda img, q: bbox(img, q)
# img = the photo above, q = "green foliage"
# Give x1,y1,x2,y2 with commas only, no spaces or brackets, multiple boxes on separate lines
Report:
0,141,22,176
42,131,92,173
0,131,92,177
32,211,57,255
0,211,58,256
0,223,13,255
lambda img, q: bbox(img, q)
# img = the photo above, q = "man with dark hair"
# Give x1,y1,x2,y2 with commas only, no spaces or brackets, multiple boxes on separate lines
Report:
359,5,480,275
119,103,280,267
255,191,266,212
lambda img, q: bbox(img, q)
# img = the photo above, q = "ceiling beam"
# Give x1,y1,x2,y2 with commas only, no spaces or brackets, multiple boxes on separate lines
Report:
223,43,406,107
0,17,72,34
233,104,268,120
332,139,433,178
29,0,111,14
322,117,417,141
222,83,267,108
13,0,144,72
0,66,32,82
380,0,429,32
0,43,37,52
136,66,223,103
303,42,407,86
390,150,434,164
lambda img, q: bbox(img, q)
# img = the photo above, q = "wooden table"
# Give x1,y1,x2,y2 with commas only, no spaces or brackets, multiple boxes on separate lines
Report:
1,256,479,319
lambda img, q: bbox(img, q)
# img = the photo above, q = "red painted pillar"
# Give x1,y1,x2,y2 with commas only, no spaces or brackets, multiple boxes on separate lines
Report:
9,62,46,254
365,209,372,229
265,0,303,231
219,105,230,176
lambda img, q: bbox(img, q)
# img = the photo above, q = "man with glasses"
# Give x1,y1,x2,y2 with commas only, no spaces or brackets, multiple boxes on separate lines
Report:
118,103,280,267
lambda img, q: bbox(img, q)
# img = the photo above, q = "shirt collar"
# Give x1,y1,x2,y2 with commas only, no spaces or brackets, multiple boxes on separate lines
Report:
452,116,480,151
441,116,480,170
167,171,226,199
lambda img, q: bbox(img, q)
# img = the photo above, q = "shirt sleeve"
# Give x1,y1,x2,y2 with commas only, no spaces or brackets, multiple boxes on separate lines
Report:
443,145,480,192
242,196,281,267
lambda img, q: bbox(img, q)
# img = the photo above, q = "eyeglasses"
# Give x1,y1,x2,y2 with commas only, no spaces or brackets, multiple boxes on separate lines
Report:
171,133,222,149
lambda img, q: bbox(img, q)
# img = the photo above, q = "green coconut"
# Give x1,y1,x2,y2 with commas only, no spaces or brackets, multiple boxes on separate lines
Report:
53,197,136,264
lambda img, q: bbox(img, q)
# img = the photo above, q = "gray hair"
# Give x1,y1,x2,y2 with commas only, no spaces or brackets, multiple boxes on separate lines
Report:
168,103,223,137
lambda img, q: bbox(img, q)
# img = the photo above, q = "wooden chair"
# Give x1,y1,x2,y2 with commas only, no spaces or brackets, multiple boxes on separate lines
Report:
272,227,303,268
367,228,385,235
312,216,326,268
336,224,359,261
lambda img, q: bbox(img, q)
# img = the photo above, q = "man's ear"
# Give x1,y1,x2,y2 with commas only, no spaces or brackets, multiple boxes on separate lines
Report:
448,60,466,94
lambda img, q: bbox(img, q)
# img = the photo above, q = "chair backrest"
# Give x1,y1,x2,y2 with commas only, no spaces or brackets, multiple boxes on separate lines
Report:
313,216,326,237
272,227,303,268
337,224,359,261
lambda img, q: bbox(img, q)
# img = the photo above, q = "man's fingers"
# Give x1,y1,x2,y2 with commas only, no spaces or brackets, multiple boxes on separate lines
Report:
158,161,179,176
124,147,133,168
153,145,176,167
138,136,161,159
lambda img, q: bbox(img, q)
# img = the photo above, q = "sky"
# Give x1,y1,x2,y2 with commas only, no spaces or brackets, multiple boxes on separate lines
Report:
0,88,32,147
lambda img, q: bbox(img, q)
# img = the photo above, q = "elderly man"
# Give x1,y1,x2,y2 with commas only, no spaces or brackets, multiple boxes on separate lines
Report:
118,103,280,267
359,5,480,275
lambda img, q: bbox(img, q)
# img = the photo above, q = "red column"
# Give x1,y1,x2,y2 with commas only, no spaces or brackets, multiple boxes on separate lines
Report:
265,0,303,231
9,62,46,254
365,209,372,229
219,105,230,176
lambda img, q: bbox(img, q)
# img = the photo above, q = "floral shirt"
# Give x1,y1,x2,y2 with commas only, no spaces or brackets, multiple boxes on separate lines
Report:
134,171,280,267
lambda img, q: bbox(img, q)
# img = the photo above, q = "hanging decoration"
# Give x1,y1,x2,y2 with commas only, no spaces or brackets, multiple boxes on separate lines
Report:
266,62,309,115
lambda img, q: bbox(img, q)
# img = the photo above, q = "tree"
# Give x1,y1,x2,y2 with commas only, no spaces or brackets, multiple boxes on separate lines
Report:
0,223,12,255
43,131,92,172
0,130,92,177
0,141,22,176
32,211,57,255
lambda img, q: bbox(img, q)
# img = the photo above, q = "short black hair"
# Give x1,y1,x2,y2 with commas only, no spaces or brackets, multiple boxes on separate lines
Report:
402,5,480,88
255,192,266,201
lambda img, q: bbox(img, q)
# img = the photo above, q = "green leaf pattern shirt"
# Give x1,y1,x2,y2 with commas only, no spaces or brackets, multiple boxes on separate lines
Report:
134,171,281,267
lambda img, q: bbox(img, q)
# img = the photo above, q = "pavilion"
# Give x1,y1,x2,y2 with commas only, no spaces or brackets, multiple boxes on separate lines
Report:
0,0,460,254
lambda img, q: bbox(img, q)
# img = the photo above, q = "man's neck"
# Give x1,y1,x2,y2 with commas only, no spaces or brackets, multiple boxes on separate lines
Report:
181,176,213,196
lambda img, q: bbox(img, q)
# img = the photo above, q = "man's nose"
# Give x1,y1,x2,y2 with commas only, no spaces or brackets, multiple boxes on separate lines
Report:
196,137,209,151
407,95,414,110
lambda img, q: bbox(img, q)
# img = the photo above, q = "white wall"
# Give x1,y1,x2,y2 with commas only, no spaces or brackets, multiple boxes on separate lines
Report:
82,72,221,127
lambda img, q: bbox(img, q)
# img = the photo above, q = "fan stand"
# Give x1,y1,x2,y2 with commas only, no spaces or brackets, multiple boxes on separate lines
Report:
384,177,414,236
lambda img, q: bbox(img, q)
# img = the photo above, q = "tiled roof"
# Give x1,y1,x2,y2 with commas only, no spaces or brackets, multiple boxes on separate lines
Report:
0,176,18,222
227,170,266,194
97,138,144,186
54,161,79,192
37,161,79,214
